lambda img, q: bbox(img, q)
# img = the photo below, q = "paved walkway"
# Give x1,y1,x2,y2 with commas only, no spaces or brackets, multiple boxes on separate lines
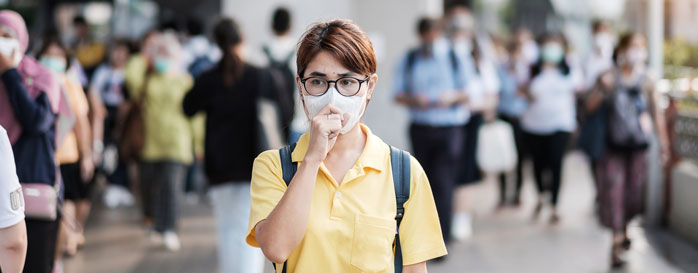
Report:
64,152,698,273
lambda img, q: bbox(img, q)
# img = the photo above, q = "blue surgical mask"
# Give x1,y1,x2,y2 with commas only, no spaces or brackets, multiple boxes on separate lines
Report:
40,56,67,74
541,43,564,64
154,58,169,74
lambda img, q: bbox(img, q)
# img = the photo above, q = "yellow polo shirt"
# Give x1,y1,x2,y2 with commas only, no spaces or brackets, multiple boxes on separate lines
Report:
247,124,447,273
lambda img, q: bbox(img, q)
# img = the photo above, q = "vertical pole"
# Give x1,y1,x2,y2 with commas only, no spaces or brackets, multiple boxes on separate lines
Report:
648,0,664,77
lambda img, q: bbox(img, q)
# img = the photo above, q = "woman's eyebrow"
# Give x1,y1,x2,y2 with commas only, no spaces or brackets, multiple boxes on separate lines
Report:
307,71,357,78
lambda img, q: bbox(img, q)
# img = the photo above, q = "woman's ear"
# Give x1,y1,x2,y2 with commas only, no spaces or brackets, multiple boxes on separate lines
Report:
367,73,378,100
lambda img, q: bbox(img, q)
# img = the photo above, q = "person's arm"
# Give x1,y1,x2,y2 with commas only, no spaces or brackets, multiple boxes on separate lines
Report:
254,104,346,263
2,69,55,135
647,77,670,162
182,74,208,117
403,262,427,273
0,220,27,273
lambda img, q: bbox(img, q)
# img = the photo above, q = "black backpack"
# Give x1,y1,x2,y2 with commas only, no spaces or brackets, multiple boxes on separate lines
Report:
263,46,296,139
274,143,411,273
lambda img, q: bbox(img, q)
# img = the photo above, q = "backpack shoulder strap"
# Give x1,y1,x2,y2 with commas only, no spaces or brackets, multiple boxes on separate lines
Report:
389,145,411,273
274,142,297,273
279,142,298,186
404,49,420,93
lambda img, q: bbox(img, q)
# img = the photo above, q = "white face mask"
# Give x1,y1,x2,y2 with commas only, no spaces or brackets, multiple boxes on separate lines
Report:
0,37,22,66
593,32,614,57
626,47,647,66
303,86,367,134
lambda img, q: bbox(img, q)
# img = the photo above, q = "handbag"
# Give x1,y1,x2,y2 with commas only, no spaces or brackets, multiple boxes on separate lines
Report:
21,181,60,220
118,73,150,162
476,120,518,173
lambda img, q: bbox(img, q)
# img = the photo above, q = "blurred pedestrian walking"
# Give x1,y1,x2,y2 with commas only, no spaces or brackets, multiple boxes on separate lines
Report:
520,32,582,224
124,30,195,251
182,18,266,273
395,16,468,247
0,10,63,273
584,32,669,268
36,32,94,258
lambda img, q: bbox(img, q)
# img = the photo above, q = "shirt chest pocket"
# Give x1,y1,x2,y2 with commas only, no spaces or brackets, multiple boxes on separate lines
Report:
350,214,397,273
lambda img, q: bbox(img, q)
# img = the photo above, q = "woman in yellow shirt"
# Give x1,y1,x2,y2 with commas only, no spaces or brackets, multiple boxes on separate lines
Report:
247,20,447,273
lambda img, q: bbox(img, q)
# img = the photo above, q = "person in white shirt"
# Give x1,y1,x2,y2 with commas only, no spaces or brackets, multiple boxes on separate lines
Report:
0,125,27,273
521,32,583,225
583,20,615,90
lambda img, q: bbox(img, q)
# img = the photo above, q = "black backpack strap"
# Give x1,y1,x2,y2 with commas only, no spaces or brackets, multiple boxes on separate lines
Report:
448,48,463,89
274,143,297,273
279,142,298,186
404,49,419,93
390,145,411,273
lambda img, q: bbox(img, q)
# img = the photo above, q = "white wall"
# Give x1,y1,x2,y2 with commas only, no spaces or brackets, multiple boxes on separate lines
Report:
222,0,442,150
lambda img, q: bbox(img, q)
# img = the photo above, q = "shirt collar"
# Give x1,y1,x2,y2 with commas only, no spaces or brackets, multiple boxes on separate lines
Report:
291,124,387,172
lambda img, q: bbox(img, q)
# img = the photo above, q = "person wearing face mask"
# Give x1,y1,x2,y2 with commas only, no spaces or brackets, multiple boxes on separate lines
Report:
584,33,669,269
36,32,94,258
182,18,267,273
394,16,468,248
521,32,583,225
124,31,195,252
248,19,446,273
578,20,617,204
89,39,134,208
0,10,64,273
444,6,501,241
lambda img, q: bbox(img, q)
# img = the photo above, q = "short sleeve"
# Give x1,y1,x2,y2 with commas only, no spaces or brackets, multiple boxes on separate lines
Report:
0,127,24,229
398,156,448,265
246,150,288,247
65,77,90,117
89,66,108,95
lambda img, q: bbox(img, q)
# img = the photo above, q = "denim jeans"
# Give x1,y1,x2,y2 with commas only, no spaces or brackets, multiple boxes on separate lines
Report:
209,182,264,273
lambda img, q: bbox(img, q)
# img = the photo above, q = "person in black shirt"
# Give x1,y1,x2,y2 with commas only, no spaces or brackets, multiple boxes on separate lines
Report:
182,17,267,273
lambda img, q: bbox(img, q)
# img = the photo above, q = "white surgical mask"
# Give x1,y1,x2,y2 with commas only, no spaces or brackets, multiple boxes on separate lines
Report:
626,47,647,66
593,32,614,57
0,37,21,66
303,86,366,134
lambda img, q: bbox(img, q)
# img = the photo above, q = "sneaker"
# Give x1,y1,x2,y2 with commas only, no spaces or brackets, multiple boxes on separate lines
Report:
451,212,473,241
163,231,181,251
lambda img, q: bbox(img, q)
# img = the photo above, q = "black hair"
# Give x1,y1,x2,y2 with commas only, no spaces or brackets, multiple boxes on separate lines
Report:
530,32,570,79
417,17,438,35
214,18,244,86
591,19,608,33
73,16,87,26
272,8,291,35
186,17,204,36
36,29,72,71
159,20,181,32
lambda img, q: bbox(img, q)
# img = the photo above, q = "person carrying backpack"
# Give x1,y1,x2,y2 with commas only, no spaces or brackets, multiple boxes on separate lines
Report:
262,7,297,143
247,19,446,273
583,32,669,269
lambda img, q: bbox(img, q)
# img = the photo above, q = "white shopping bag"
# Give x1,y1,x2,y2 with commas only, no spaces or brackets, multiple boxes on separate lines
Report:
476,120,518,173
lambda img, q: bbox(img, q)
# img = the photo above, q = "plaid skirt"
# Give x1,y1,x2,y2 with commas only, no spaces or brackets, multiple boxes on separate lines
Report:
595,150,647,231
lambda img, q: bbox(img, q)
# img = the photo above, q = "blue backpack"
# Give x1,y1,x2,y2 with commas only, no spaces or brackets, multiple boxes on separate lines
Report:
274,143,411,273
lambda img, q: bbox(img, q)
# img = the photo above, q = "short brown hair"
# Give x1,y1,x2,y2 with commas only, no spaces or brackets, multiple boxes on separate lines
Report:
296,19,377,78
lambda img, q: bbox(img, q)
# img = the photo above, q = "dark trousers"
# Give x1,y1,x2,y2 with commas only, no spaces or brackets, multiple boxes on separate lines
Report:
409,124,464,245
498,115,525,204
23,216,60,273
140,161,186,232
523,131,570,206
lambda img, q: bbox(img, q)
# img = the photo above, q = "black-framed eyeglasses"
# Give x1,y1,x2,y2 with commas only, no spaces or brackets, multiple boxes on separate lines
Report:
300,76,370,97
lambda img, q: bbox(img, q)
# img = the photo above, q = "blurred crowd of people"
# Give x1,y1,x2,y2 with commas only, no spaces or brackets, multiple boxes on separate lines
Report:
394,5,670,269
0,2,675,273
